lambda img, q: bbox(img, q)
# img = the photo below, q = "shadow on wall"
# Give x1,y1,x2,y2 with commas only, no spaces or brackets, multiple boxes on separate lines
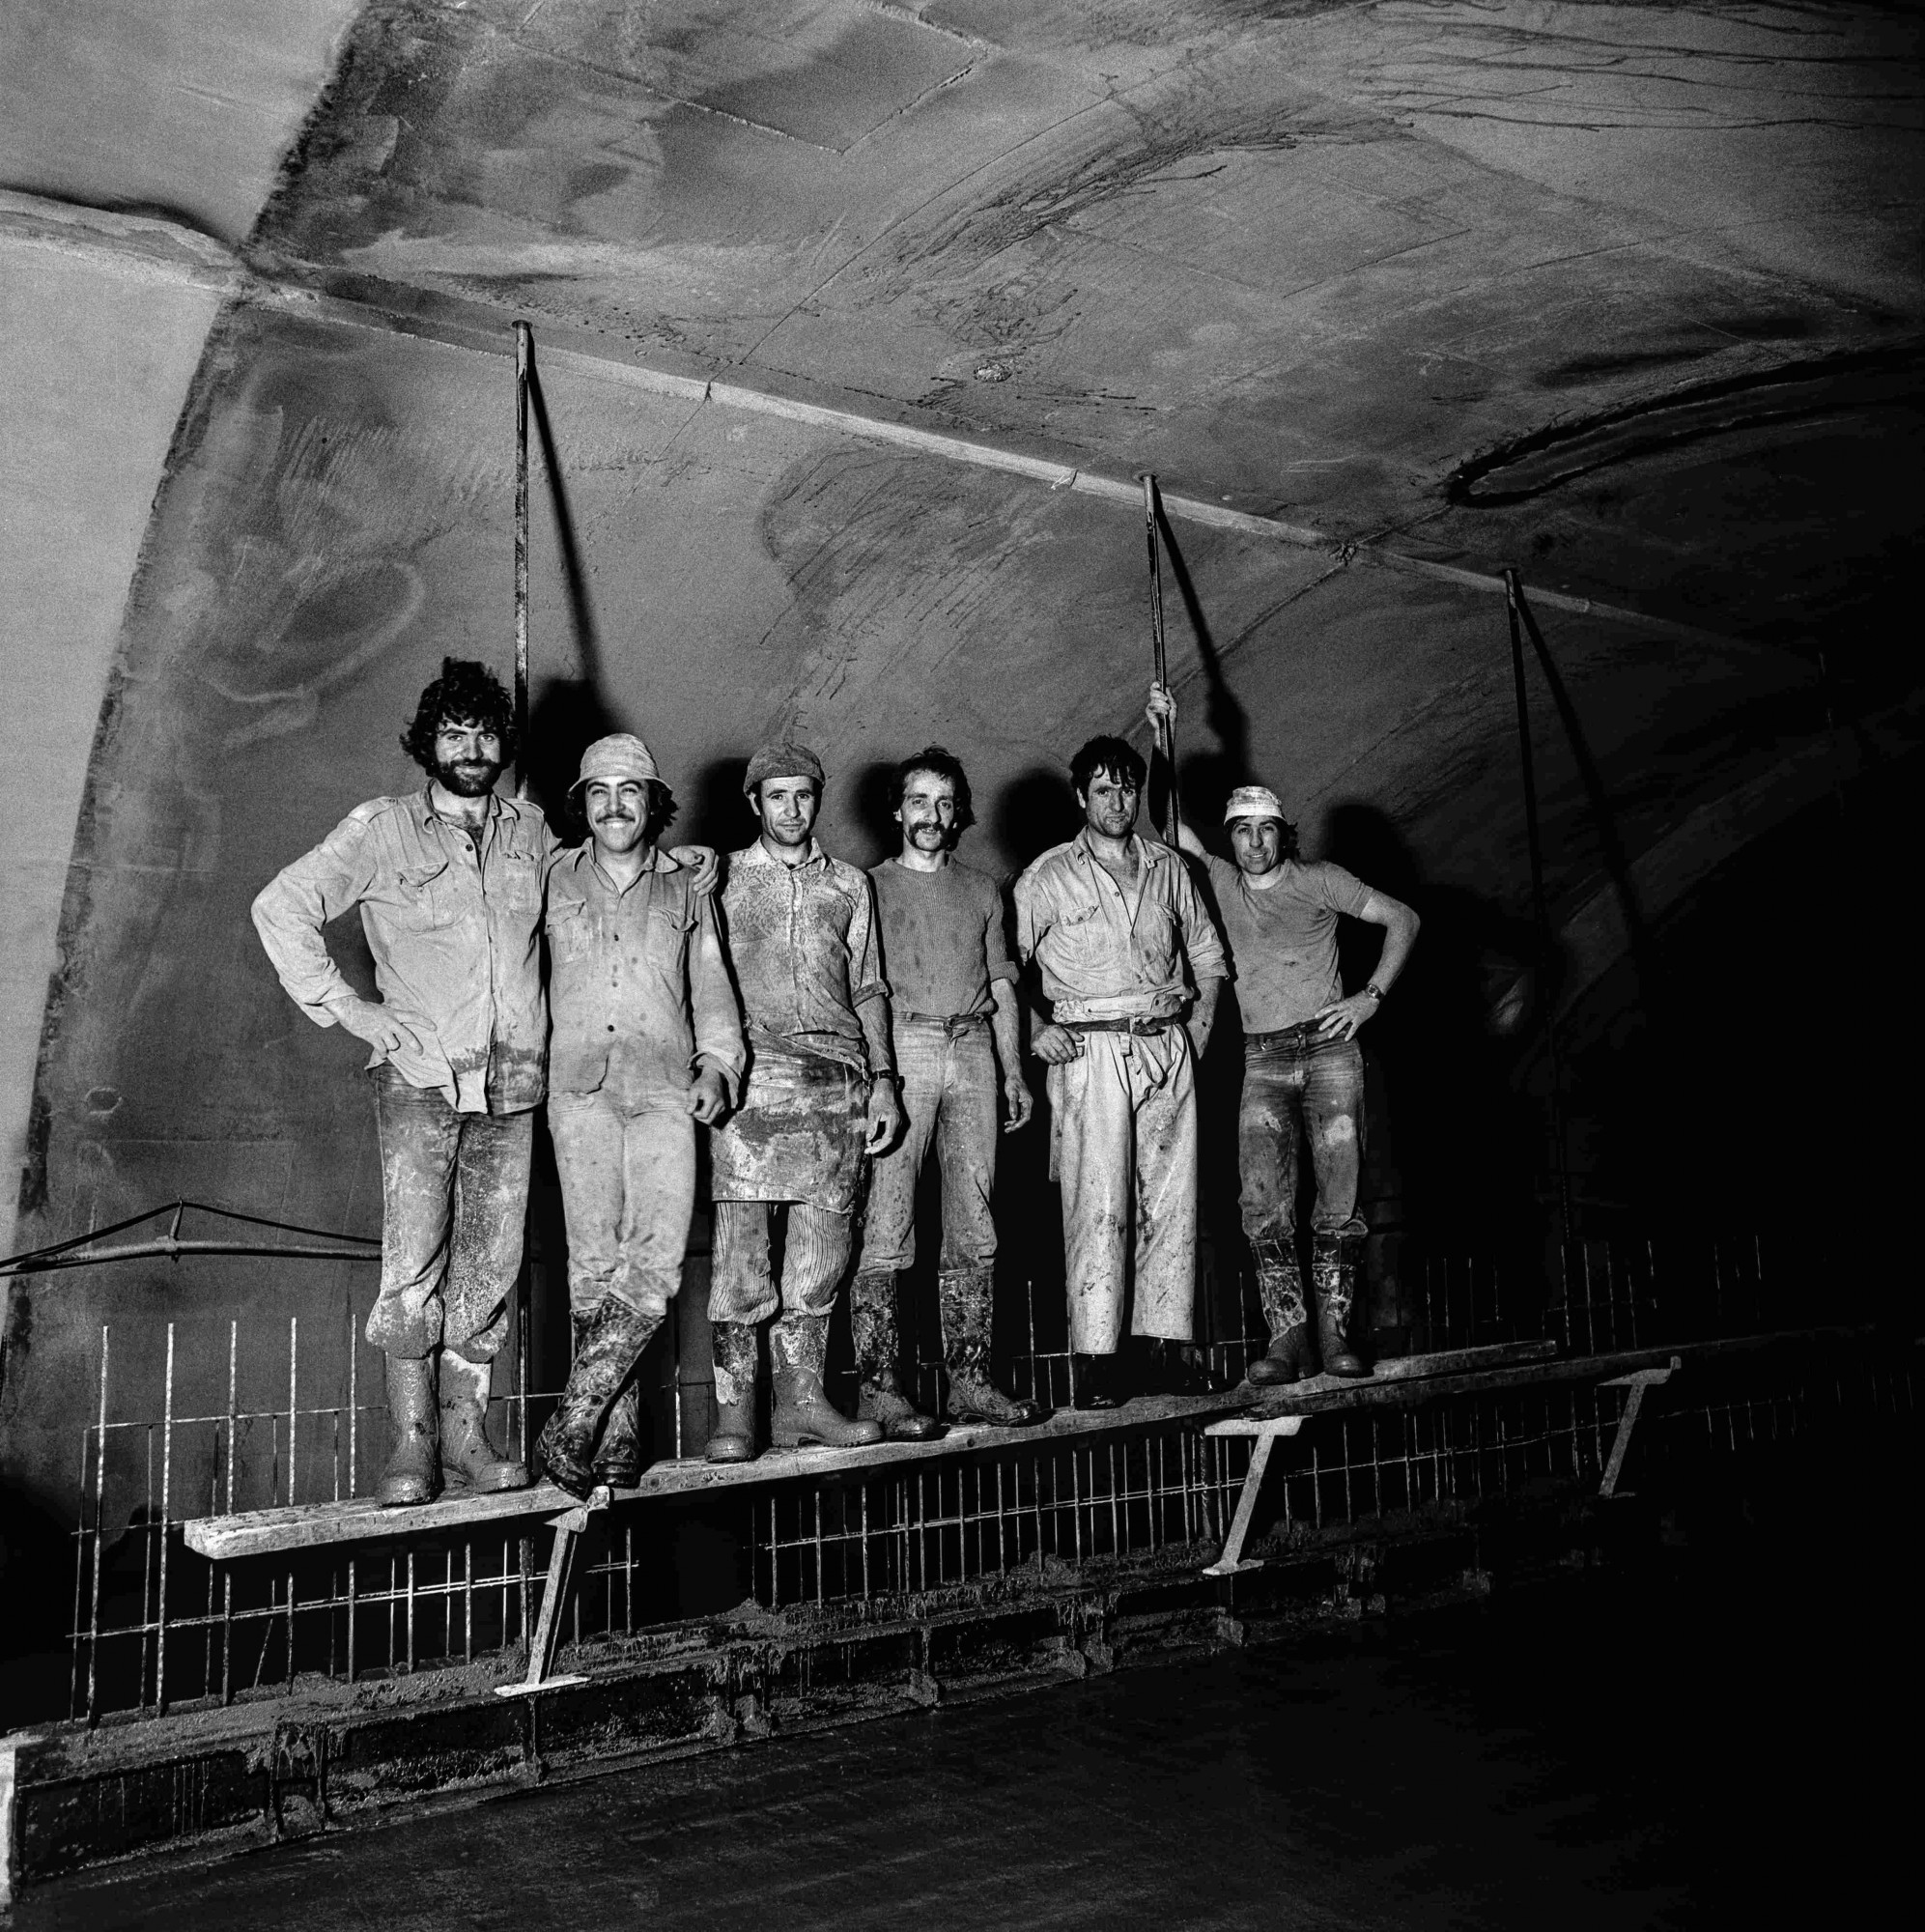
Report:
994,766,1080,875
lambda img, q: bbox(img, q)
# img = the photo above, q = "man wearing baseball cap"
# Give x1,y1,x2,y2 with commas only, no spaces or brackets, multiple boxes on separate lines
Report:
535,734,744,1497
703,742,901,1461
1147,686,1421,1384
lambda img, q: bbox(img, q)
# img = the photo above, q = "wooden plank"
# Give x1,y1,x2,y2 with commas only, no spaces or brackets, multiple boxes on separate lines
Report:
183,1387,1262,1561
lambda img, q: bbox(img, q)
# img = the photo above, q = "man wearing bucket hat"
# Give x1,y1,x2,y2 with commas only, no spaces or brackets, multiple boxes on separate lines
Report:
535,733,745,1497
1146,685,1421,1384
703,742,902,1461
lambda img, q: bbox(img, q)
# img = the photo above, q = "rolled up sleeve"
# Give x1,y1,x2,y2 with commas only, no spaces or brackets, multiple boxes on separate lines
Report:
251,812,379,1023
984,883,1018,984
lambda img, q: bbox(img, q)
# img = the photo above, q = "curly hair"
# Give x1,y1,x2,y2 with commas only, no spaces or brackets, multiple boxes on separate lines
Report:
889,746,974,832
400,658,518,773
1069,734,1146,797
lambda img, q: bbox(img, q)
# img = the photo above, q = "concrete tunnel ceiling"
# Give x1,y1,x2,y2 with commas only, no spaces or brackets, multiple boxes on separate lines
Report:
0,3,1919,1509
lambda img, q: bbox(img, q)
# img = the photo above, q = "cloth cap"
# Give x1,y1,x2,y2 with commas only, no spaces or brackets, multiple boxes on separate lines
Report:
743,740,826,797
1224,784,1288,826
571,733,660,792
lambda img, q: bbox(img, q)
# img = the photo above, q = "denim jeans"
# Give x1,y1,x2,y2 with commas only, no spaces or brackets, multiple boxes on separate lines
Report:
857,1016,999,1276
548,1091,694,1320
1238,1025,1367,1246
365,1065,533,1361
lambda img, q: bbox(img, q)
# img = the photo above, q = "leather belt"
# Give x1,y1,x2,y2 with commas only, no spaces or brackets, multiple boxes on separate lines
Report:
1246,1019,1332,1049
902,1010,990,1034
1063,1014,1178,1036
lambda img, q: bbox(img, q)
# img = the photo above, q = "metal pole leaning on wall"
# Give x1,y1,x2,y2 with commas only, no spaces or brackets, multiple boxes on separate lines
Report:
1141,473,1181,846
514,320,532,800
1504,567,1574,1248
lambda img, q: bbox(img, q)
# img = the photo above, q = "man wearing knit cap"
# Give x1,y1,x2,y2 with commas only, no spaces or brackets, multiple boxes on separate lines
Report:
703,741,902,1461
535,733,745,1497
1147,686,1421,1384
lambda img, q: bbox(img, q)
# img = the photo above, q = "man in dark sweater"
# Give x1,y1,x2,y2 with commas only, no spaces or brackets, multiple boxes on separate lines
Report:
849,749,1049,1433
1147,685,1420,1384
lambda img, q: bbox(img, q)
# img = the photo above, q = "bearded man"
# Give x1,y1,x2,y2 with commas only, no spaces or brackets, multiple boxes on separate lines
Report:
253,659,549,1505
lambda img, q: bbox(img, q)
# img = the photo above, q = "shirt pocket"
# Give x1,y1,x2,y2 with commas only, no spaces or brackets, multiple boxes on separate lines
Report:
648,902,694,963
389,860,455,931
547,901,592,965
1053,900,1108,968
495,845,545,915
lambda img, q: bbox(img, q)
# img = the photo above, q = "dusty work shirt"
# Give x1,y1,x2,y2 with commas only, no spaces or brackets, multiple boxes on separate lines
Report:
867,855,1015,1019
719,838,892,1074
252,788,554,1114
1013,833,1226,1023
1204,857,1372,1033
545,844,745,1108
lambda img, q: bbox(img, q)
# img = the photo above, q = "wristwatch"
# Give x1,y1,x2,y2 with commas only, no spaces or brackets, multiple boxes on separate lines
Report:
1364,982,1386,1003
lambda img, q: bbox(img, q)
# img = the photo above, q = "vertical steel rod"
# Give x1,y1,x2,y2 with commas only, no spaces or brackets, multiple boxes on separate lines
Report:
514,319,532,800
1503,566,1573,1246
156,1323,176,1713
1141,473,1181,846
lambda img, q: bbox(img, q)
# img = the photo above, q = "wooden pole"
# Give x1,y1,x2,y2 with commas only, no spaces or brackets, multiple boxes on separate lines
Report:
513,320,531,800
1142,473,1180,845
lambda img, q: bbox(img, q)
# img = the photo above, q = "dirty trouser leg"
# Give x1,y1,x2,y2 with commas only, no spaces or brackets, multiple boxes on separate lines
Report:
1301,1037,1368,1240
855,1022,944,1276
1237,1043,1305,1249
709,1201,779,1325
1129,1029,1199,1344
1049,1033,1136,1356
778,1205,855,1318
550,1090,623,1320
367,1065,463,1360
442,1104,533,1363
933,1027,999,1275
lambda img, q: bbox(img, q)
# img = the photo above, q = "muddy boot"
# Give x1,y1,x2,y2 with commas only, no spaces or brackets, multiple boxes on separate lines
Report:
378,1354,439,1507
1248,1238,1316,1387
1069,1351,1121,1411
705,1321,761,1464
567,1311,642,1489
1313,1233,1370,1379
439,1350,530,1494
771,1313,883,1449
851,1267,943,1441
537,1297,663,1499
940,1266,1047,1426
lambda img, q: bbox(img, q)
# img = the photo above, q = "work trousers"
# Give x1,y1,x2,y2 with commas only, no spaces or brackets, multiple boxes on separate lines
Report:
708,1201,854,1326
1238,1029,1368,1245
365,1064,533,1362
858,1017,998,1276
548,1090,694,1320
1047,1026,1198,1354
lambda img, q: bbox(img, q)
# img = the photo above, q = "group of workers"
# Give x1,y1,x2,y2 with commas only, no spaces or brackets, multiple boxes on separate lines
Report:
253,659,1419,1506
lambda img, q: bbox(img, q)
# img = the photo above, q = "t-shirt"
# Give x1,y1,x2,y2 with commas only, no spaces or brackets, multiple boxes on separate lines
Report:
868,856,1016,1019
1204,855,1372,1033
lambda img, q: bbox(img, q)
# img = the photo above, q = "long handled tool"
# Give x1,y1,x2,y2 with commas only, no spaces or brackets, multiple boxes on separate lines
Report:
1141,473,1181,845
513,320,532,800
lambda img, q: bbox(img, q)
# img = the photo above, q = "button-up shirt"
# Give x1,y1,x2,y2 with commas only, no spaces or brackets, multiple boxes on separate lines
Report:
252,788,554,1114
1013,831,1226,1023
545,843,745,1106
719,838,892,1074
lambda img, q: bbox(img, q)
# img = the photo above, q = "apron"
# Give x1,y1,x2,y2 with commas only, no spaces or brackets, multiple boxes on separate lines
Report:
709,1043,869,1212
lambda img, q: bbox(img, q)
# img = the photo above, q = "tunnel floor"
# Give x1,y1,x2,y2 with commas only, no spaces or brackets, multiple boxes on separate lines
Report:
23,1546,1909,1931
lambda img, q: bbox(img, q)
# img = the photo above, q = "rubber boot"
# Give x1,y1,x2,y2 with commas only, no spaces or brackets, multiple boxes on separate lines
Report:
1313,1232,1370,1379
378,1354,439,1507
705,1321,761,1464
537,1296,663,1499
439,1350,530,1494
1248,1238,1317,1387
940,1266,1047,1426
770,1312,884,1449
570,1311,641,1489
851,1267,943,1440
1069,1351,1120,1411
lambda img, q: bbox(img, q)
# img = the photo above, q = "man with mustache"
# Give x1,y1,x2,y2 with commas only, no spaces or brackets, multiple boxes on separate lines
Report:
534,735,744,1496
848,749,1047,1436
703,743,901,1461
252,659,550,1506
1146,684,1421,1383
1013,734,1227,1409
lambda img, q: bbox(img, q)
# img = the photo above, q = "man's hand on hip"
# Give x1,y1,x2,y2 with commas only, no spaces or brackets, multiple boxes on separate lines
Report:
686,1065,730,1124
864,1079,904,1154
326,995,421,1058
1003,1071,1035,1132
1313,993,1378,1042
1031,1022,1083,1065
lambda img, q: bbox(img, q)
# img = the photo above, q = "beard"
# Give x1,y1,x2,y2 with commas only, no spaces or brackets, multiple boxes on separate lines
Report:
434,752,503,799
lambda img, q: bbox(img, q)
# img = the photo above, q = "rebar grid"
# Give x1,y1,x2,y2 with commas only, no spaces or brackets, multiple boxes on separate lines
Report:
63,1229,1837,1721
